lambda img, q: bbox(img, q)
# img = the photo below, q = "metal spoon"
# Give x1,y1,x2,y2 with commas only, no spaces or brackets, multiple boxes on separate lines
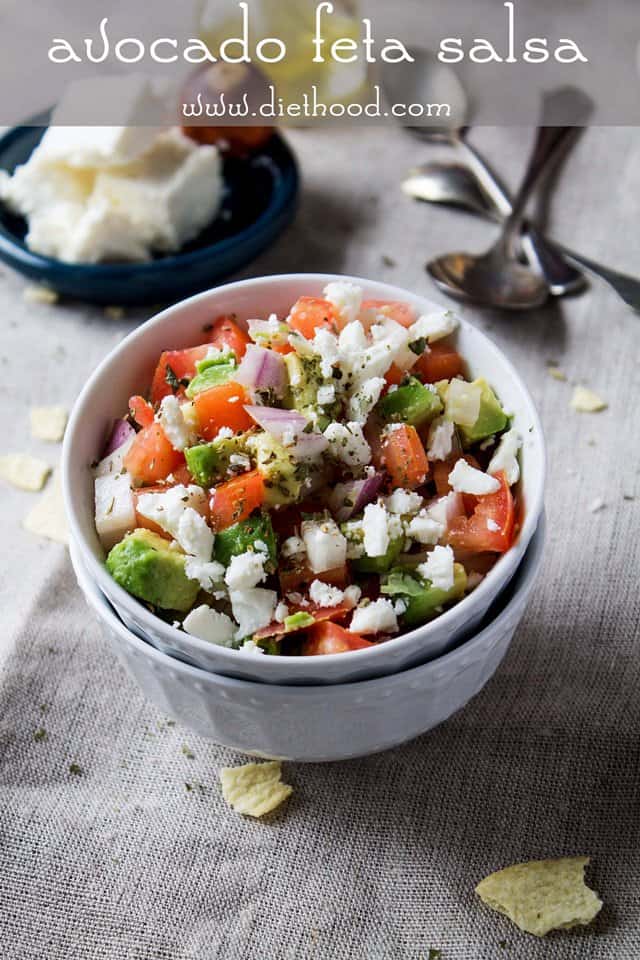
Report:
380,49,585,295
403,164,585,297
406,161,640,310
427,126,577,310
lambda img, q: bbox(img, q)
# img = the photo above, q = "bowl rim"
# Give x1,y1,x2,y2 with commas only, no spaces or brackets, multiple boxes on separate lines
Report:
0,123,299,279
70,514,545,695
62,272,546,676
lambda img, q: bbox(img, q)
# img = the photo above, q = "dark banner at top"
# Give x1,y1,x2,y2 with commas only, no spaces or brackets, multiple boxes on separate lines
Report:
0,0,638,126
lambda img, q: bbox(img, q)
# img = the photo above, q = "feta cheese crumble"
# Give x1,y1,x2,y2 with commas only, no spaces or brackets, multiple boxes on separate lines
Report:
184,557,225,593
427,418,455,461
301,519,347,573
136,484,213,559
409,309,459,343
384,489,423,516
309,580,345,608
488,428,522,485
406,511,445,546
281,536,306,559
417,545,455,592
324,421,372,468
448,460,501,496
157,395,193,452
323,280,363,325
350,599,398,635
183,605,235,646
224,551,267,590
362,503,390,557
230,588,277,639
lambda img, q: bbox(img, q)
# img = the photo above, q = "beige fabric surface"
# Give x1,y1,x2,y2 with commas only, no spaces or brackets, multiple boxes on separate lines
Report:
1,127,639,958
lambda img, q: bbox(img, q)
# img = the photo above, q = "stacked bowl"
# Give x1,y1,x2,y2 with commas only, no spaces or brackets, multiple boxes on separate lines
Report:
62,275,546,762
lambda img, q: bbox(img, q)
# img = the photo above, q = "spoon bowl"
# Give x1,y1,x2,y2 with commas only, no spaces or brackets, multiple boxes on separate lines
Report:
428,249,549,311
402,163,499,220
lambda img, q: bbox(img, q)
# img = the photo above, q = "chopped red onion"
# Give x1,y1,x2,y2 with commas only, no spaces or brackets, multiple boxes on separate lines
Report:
236,344,286,396
329,475,383,522
244,405,328,461
103,419,135,457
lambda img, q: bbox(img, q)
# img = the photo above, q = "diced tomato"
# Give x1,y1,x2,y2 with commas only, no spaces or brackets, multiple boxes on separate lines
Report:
301,622,374,656
209,470,265,532
128,395,154,429
206,315,251,360
279,562,348,595
447,472,515,554
194,382,253,440
150,345,210,404
384,364,405,391
415,343,464,383
124,424,184,485
381,424,429,489
361,299,417,328
271,342,295,355
254,601,353,641
288,297,338,338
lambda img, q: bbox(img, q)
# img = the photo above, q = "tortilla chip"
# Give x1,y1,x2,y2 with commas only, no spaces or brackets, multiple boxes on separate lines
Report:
220,760,292,818
475,856,602,937
23,475,69,545
23,284,59,305
0,453,51,492
571,386,607,413
30,405,68,442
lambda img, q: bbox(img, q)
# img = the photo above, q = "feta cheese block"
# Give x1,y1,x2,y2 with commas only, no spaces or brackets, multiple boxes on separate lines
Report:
94,472,136,550
92,129,223,254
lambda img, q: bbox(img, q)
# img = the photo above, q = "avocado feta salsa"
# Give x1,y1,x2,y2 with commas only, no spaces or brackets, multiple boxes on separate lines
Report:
94,282,522,657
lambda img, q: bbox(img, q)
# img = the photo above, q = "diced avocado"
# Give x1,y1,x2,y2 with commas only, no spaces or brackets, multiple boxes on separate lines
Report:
377,376,443,427
284,353,338,424
249,432,303,507
284,612,315,630
185,361,237,398
185,434,249,487
381,563,467,627
106,529,200,612
214,513,277,570
351,535,405,574
460,378,508,444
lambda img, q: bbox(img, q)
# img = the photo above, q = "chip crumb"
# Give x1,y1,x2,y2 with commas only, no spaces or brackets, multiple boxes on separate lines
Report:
23,475,69,545
23,284,59,305
475,856,602,937
220,760,293,818
0,453,50,491
30,405,68,443
571,386,607,413
548,366,567,381
104,306,125,320
587,497,606,514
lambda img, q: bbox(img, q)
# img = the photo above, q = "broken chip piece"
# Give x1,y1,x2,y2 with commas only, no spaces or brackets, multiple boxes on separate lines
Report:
219,760,292,818
0,453,51,491
30,405,68,443
475,856,602,938
23,475,69,545
571,386,607,413
23,284,59,305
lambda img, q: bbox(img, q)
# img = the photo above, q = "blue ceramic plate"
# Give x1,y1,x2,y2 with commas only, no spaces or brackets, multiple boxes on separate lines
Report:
0,122,299,306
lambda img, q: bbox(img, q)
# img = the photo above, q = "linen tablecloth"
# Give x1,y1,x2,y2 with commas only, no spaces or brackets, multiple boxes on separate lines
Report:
1,126,639,959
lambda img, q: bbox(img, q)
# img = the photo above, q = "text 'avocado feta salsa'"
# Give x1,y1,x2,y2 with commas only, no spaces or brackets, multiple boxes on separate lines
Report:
95,283,522,656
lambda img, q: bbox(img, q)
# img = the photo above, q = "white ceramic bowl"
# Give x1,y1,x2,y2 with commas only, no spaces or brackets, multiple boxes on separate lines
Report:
69,518,545,762
62,274,545,686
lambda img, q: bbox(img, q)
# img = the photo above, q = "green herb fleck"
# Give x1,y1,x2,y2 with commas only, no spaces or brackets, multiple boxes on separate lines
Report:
33,727,47,742
428,951,442,960
182,744,195,759
165,364,189,392
69,763,83,776
409,337,427,356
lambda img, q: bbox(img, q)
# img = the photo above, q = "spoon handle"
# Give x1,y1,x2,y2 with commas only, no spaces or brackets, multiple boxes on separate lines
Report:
503,127,576,254
551,244,640,312
456,138,512,219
